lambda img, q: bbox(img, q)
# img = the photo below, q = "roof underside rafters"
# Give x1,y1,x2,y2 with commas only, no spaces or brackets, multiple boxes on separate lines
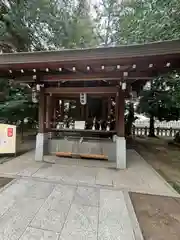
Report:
0,39,180,85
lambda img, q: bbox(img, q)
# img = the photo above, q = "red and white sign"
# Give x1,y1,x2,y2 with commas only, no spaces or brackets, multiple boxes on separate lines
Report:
0,124,16,154
7,128,13,137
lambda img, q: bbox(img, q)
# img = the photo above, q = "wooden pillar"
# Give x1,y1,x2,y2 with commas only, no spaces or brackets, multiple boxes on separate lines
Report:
56,99,60,120
60,100,64,120
102,98,106,119
35,87,48,162
80,104,85,120
38,88,45,133
116,88,125,137
86,104,89,119
115,93,119,132
115,87,126,169
52,98,57,127
107,97,111,116
46,95,52,129
76,99,81,120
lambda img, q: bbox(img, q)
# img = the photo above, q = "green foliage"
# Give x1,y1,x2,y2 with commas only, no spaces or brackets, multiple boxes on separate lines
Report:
96,0,180,135
1,0,180,131
94,0,180,45
0,0,98,125
0,81,37,124
0,0,38,51
138,74,180,121
114,0,180,44
0,0,98,52
56,0,98,49
93,0,119,46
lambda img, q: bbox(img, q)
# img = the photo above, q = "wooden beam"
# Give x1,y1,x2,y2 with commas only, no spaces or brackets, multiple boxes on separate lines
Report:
44,87,118,94
13,72,154,83
43,72,122,81
52,93,117,99
42,72,153,82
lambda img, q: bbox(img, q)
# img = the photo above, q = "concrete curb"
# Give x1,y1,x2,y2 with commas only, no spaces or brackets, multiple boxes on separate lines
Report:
123,191,144,240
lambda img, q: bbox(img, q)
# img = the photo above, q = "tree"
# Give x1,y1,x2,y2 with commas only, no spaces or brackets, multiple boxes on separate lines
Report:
0,0,52,52
50,0,98,49
93,0,119,46
125,101,137,136
106,0,180,136
0,81,38,137
137,74,180,136
0,0,98,52
0,0,98,128
114,0,180,45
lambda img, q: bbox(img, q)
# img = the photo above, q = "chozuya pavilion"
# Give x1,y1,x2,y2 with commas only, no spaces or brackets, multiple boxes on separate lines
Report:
1,40,180,169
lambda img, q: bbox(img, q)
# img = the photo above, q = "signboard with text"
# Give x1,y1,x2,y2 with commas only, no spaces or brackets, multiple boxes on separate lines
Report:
0,124,16,154
75,121,85,129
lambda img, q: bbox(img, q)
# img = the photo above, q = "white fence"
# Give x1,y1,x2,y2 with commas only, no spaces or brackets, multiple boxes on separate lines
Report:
132,126,179,138
134,120,180,129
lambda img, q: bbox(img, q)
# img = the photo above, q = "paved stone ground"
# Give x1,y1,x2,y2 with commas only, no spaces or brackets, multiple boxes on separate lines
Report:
0,149,178,196
0,179,137,240
0,149,178,240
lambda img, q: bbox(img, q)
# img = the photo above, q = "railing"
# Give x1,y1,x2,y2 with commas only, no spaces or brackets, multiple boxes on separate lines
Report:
134,120,180,129
132,126,180,137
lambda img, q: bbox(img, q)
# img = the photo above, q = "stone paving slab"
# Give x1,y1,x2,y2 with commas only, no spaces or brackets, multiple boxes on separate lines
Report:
23,180,55,199
0,179,54,217
96,168,113,186
0,180,55,240
19,227,59,240
31,185,76,232
0,197,44,240
0,179,28,217
33,164,97,186
0,149,178,240
112,150,179,197
0,149,178,196
74,186,99,207
98,189,135,240
17,164,44,177
59,204,98,240
0,178,140,240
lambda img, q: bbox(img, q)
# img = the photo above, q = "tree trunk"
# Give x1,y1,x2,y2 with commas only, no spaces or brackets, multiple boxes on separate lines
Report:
149,115,155,137
174,131,180,143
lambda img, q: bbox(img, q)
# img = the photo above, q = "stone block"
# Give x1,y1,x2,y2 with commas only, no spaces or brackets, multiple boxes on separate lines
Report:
116,136,126,169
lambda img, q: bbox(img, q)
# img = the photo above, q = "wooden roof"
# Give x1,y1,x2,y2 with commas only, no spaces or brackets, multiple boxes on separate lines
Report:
0,39,180,83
